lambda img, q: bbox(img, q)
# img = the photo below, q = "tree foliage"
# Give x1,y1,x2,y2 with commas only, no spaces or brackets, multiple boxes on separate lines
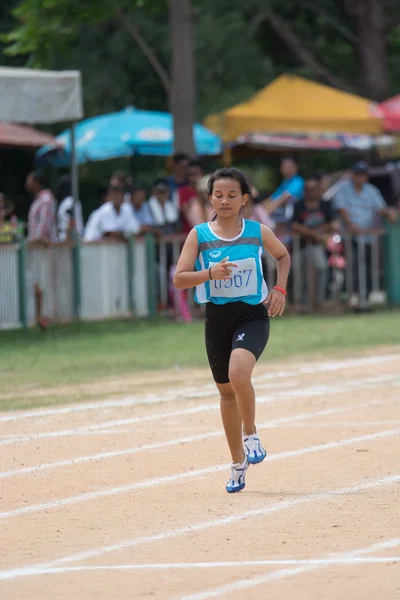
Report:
2,0,400,124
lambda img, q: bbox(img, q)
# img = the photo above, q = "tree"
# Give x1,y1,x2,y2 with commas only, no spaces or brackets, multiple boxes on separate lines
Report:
250,0,400,100
4,0,197,154
169,0,196,155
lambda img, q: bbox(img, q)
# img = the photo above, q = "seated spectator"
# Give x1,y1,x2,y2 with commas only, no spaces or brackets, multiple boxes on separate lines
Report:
110,170,132,203
84,186,108,236
57,175,84,242
292,177,337,306
129,183,154,230
148,178,180,235
334,161,398,305
84,181,140,242
264,156,304,244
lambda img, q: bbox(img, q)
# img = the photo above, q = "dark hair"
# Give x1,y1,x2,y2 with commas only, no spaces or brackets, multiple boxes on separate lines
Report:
131,181,147,193
153,177,169,188
188,158,204,171
172,152,189,164
29,170,46,188
281,155,298,165
111,170,129,185
207,168,253,199
58,174,71,200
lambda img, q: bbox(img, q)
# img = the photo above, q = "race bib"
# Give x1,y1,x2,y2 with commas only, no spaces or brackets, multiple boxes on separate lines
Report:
210,257,257,298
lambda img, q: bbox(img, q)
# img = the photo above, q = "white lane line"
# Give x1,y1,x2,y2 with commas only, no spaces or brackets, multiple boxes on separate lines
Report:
179,538,400,599
0,353,398,424
0,475,398,582
0,373,397,446
0,397,392,480
273,420,400,428
0,428,398,521
0,556,398,578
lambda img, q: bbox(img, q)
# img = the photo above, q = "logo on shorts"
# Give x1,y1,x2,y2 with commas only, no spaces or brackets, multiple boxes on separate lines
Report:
236,333,245,341
209,250,222,259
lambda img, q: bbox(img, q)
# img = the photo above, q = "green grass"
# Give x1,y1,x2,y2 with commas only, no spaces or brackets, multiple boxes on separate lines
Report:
0,311,400,410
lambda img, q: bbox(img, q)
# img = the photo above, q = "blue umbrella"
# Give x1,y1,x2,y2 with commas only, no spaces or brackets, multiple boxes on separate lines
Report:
37,107,221,165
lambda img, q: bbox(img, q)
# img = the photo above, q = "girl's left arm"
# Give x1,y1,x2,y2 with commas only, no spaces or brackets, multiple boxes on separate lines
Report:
261,225,291,317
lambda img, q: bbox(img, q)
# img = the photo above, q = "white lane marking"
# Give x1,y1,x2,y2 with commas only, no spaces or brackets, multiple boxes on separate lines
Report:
0,373,397,446
0,556,398,579
273,420,400,428
0,353,398,423
0,475,398,581
179,538,400,599
0,397,393,480
0,428,398,520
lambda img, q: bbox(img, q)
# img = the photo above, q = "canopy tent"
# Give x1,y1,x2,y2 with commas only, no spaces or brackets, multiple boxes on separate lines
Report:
204,75,384,142
0,67,83,229
231,132,396,152
37,107,222,166
0,67,83,124
379,95,400,132
0,122,58,148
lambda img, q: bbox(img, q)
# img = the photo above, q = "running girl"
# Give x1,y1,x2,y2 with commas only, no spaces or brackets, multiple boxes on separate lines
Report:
174,168,290,493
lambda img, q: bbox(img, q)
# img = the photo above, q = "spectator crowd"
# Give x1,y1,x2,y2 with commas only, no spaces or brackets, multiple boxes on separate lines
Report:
0,153,399,325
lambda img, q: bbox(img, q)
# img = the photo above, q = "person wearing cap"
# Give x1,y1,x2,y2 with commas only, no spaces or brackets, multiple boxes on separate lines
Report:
334,161,398,306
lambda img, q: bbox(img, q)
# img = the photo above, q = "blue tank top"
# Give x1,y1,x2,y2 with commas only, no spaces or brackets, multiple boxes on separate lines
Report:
194,219,268,305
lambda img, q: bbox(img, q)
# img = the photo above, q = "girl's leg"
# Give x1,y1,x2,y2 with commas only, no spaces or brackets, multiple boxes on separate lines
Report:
228,348,257,436
215,381,245,465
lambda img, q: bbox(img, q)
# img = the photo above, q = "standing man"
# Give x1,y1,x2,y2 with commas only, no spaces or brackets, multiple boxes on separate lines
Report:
334,161,398,307
292,177,337,307
26,170,58,328
264,156,304,245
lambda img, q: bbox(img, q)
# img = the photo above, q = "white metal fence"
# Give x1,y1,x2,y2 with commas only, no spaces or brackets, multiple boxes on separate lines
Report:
0,230,395,329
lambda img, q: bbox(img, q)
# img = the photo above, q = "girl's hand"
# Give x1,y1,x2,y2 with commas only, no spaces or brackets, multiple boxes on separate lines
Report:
264,288,286,317
210,257,238,281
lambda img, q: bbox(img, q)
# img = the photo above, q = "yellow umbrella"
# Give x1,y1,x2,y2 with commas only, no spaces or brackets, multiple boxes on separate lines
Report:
205,74,384,142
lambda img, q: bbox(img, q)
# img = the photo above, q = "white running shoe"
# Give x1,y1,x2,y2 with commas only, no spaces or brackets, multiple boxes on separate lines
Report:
244,432,267,464
226,456,248,493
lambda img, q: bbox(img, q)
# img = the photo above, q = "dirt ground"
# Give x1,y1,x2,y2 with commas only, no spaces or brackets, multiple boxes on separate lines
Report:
0,349,399,599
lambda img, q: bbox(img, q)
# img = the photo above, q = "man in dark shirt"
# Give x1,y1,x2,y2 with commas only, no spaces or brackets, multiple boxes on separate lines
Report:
292,177,337,306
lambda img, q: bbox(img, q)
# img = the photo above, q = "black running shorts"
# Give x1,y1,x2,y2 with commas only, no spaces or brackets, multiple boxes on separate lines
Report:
204,301,270,384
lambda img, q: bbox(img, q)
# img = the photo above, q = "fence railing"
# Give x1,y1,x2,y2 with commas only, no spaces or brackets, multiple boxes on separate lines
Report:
0,228,397,329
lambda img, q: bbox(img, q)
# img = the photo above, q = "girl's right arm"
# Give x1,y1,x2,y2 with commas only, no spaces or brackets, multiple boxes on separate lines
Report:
173,229,209,289
173,229,237,289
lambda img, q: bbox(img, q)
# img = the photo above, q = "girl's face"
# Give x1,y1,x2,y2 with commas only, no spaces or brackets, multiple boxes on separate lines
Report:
209,178,248,218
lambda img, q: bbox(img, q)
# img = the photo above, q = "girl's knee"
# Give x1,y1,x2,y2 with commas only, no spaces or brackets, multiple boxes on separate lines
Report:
220,392,236,408
228,365,251,390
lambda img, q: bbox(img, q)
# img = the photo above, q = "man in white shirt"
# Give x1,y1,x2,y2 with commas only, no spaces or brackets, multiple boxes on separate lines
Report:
84,181,140,242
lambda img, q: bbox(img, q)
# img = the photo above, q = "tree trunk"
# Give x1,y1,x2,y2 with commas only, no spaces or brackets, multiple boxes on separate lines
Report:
169,0,196,156
344,0,389,100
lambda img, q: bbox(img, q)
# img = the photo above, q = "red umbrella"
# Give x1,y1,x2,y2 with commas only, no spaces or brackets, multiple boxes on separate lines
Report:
379,95,400,132
0,122,58,148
